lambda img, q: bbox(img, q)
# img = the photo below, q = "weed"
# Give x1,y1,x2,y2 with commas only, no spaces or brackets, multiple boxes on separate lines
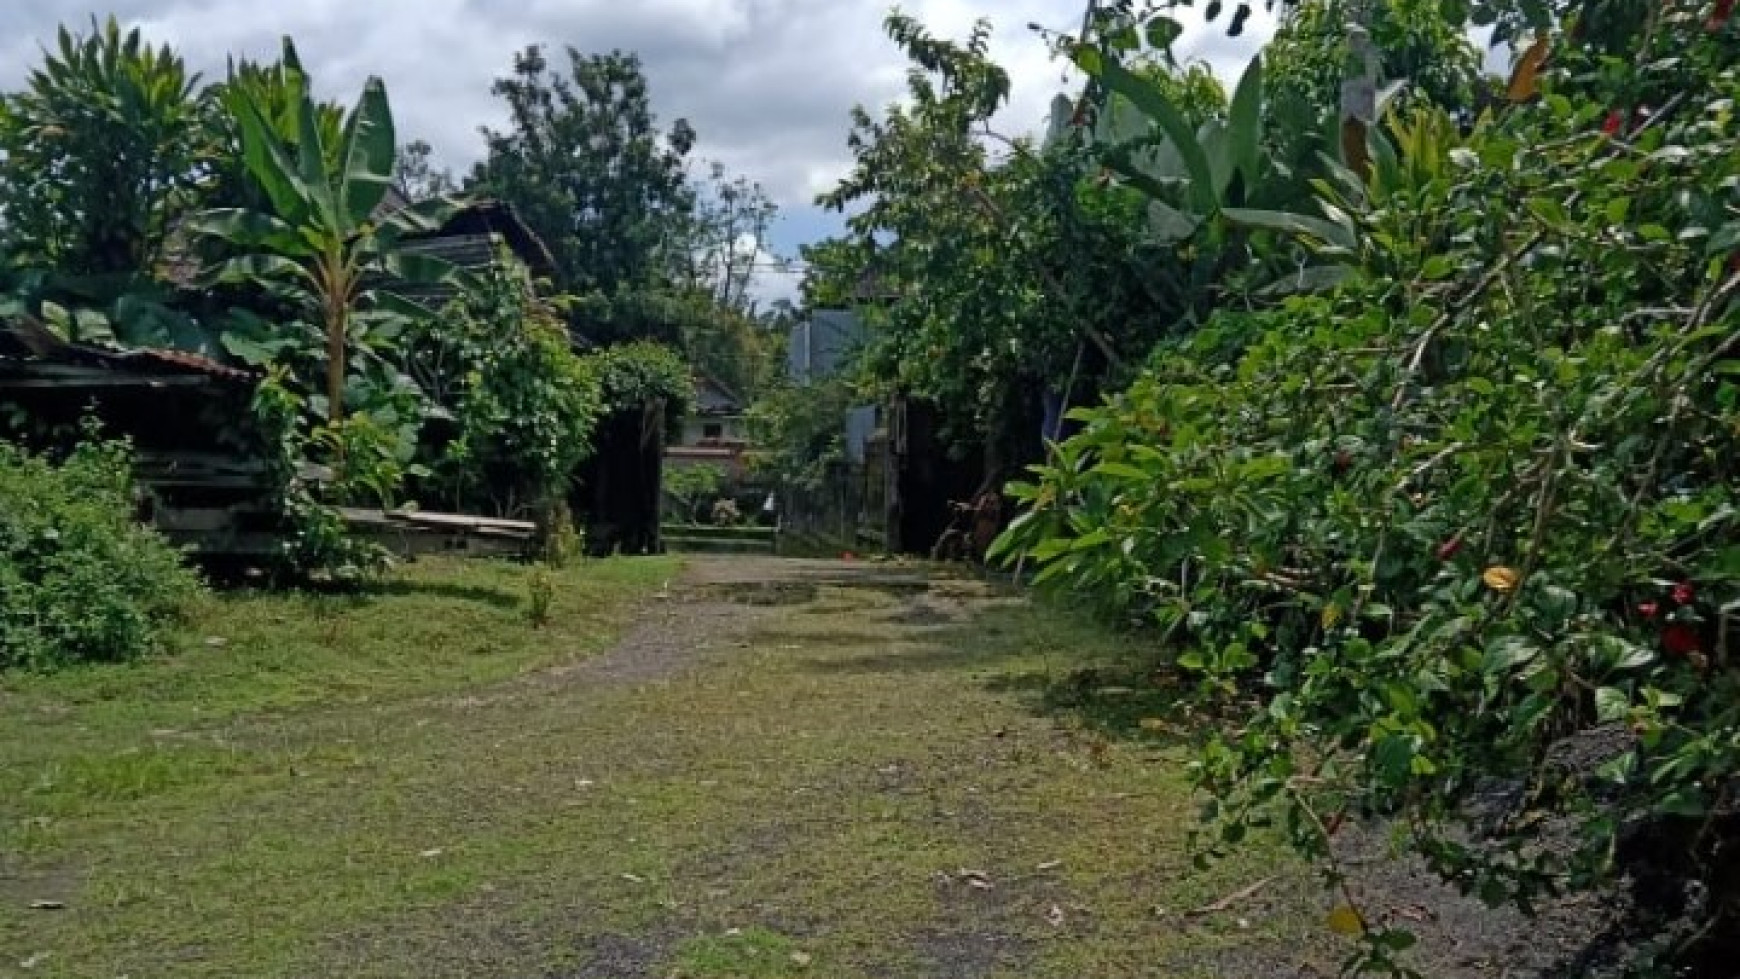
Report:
527,567,554,627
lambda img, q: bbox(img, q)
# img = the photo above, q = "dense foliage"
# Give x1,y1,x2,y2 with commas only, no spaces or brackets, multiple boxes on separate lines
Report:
189,62,460,429
408,256,603,517
745,376,859,490
0,17,781,582
468,46,784,393
987,0,1740,972
471,47,696,299
0,17,206,277
1264,0,1485,123
0,437,201,669
582,340,694,423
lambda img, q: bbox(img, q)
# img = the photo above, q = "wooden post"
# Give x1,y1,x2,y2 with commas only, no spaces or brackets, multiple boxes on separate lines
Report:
1340,23,1380,179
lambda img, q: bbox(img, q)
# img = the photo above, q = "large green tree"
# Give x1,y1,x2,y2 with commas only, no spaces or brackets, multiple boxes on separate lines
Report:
0,17,207,277
816,13,1275,465
469,47,696,298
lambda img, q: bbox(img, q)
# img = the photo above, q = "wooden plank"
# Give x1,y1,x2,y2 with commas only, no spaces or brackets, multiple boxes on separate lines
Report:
391,510,535,534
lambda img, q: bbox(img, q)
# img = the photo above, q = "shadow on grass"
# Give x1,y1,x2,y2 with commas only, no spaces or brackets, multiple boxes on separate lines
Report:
780,590,1203,750
985,661,1202,750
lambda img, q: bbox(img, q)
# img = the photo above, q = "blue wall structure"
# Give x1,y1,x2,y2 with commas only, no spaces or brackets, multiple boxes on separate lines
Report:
787,310,865,382
788,310,879,463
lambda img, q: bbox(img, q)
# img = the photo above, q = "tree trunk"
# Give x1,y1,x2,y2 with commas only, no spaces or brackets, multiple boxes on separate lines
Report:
326,299,346,426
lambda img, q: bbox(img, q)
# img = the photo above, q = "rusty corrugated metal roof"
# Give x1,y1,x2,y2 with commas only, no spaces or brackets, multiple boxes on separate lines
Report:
124,346,258,382
0,318,258,386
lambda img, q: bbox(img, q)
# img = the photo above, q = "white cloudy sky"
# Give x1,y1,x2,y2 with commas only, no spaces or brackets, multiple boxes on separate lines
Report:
0,1,1279,302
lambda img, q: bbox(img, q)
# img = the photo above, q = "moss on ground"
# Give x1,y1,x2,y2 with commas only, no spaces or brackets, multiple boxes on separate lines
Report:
0,556,1315,978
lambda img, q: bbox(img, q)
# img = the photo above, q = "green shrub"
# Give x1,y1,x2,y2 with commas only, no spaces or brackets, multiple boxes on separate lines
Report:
1002,22,1740,973
582,340,693,424
664,463,724,522
409,254,605,518
0,439,202,669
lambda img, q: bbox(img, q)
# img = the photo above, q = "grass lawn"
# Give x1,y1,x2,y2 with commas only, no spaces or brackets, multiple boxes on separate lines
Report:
0,555,1316,978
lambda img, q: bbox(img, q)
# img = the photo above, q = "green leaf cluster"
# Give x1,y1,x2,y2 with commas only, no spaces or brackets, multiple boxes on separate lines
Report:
1000,8,1740,971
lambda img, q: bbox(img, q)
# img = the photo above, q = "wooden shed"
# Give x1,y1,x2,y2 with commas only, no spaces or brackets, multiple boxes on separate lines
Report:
0,317,286,557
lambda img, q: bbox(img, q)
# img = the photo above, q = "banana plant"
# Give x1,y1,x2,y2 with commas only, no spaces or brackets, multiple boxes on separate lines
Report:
188,70,462,425
203,38,346,214
1074,44,1377,301
1080,49,1353,245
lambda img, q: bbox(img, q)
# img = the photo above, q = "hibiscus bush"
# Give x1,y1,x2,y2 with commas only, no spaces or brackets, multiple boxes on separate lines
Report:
1000,7,1740,974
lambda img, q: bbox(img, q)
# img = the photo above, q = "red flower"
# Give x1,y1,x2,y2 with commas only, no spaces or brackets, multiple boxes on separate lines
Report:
1638,601,1660,620
1436,536,1464,561
1709,0,1734,30
1673,581,1696,606
1602,111,1625,137
1663,624,1702,656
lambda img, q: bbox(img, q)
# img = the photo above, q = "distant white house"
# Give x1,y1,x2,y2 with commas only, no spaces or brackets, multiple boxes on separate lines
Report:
667,373,749,479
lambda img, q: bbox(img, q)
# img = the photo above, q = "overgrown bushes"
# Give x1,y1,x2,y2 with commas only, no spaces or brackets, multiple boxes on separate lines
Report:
409,257,604,518
0,438,200,669
999,4,1740,974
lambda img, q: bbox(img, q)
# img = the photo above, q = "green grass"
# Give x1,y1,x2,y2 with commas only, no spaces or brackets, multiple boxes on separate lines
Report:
673,926,806,977
0,556,1316,978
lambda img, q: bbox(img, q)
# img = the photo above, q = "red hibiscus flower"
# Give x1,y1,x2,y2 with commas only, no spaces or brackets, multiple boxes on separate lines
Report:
1663,624,1702,656
1709,0,1734,30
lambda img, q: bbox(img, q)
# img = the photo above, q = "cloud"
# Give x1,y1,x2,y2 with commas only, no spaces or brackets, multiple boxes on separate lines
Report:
0,1,1280,275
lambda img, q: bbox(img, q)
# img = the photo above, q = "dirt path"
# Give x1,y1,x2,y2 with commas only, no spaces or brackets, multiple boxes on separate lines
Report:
289,556,1318,978
4,556,1631,978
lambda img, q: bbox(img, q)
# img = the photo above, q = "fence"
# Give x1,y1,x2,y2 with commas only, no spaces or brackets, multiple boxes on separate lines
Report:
773,450,891,556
